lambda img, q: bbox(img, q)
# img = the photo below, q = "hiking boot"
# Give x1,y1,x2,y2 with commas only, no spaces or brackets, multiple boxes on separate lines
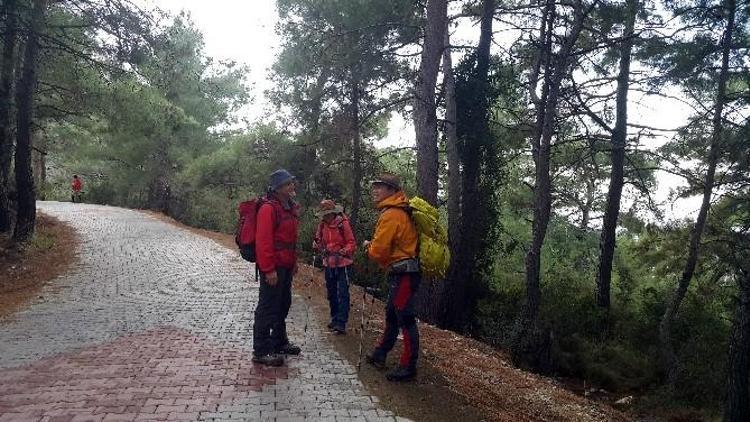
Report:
332,326,346,335
365,351,386,369
276,343,301,355
386,366,416,382
327,322,335,330
252,353,284,367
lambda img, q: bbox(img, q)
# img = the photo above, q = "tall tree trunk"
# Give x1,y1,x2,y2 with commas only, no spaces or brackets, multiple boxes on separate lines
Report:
147,175,170,212
659,0,735,387
414,0,447,205
427,26,460,326
724,266,750,422
509,0,556,363
299,70,328,205
147,146,171,213
13,0,48,242
349,74,362,230
0,0,19,233
596,0,637,310
32,131,46,199
511,0,588,369
413,0,448,324
439,0,494,330
443,27,460,258
580,176,595,231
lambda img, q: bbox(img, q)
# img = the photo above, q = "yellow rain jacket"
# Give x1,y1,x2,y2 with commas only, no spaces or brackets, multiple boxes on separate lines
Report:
367,191,418,269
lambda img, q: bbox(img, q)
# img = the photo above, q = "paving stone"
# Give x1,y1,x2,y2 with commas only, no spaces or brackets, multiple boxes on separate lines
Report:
0,202,410,421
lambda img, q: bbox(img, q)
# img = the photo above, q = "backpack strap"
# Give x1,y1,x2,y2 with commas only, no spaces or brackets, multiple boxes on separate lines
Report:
335,215,347,240
259,197,282,231
261,197,298,252
382,206,415,231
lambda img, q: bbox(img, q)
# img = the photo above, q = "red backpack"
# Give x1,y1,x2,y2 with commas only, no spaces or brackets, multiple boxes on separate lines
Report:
235,198,267,262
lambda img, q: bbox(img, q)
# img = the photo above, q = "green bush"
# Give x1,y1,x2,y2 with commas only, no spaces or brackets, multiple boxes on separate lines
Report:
473,211,733,415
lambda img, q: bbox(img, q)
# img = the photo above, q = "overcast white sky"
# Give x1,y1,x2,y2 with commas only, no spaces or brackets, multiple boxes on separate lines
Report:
139,1,277,120
143,0,701,222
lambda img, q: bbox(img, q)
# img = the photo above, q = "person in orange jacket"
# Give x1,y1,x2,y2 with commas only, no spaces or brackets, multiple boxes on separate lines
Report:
313,199,356,334
363,173,421,382
252,169,301,367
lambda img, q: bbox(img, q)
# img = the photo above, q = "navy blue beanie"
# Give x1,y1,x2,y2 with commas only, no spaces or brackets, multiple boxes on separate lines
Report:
269,169,296,191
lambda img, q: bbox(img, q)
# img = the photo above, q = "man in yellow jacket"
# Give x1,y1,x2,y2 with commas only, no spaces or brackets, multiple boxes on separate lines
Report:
363,173,421,382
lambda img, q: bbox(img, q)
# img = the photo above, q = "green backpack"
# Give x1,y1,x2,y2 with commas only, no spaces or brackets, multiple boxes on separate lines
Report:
408,196,450,279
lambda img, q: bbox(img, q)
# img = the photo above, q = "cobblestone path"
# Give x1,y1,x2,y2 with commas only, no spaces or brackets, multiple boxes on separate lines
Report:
0,202,405,422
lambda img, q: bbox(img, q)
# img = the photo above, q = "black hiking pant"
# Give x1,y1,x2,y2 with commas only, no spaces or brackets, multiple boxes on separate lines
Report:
253,267,293,356
373,272,421,370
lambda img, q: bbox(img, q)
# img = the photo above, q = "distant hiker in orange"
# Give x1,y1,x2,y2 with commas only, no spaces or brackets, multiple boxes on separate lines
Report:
313,199,356,334
364,173,421,382
71,175,83,203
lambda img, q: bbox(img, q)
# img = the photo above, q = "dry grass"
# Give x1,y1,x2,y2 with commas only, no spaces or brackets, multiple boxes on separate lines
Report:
0,213,79,320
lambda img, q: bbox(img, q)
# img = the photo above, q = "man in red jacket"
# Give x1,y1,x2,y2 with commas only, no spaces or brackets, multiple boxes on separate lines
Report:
252,169,301,367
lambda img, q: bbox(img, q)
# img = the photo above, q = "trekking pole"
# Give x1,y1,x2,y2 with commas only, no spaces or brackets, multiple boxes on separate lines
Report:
357,283,378,371
302,255,315,350
303,291,311,350
357,281,367,371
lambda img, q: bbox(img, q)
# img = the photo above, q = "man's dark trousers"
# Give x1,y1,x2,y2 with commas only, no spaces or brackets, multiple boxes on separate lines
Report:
253,267,293,356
